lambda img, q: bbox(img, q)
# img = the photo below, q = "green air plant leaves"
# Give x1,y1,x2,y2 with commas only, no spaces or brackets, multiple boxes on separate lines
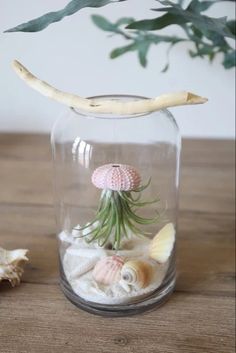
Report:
5,0,126,33
73,182,161,250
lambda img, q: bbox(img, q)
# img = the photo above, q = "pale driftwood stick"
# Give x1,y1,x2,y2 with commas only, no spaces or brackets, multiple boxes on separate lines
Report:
12,60,208,115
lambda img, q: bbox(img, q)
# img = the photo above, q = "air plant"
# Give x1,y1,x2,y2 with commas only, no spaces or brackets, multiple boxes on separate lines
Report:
74,163,161,250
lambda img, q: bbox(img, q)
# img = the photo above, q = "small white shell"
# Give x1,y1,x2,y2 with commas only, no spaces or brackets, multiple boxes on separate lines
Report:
119,279,131,293
149,223,175,263
108,282,128,296
64,245,106,280
120,260,153,289
67,257,98,279
67,247,107,259
93,255,124,285
0,247,29,286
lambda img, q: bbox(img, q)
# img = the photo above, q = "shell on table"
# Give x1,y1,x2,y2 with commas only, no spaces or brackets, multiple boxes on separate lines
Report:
92,255,124,285
0,247,29,287
149,223,175,263
120,260,153,290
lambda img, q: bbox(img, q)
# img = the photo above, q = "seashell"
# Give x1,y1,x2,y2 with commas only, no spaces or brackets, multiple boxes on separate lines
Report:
68,257,98,279
149,223,175,263
67,247,107,259
91,163,141,191
72,225,81,237
0,247,29,287
92,255,124,285
120,260,153,289
108,249,144,258
119,279,131,293
108,282,128,296
58,231,74,244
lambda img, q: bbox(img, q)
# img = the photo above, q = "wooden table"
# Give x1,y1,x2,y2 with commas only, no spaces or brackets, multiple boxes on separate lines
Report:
0,134,235,353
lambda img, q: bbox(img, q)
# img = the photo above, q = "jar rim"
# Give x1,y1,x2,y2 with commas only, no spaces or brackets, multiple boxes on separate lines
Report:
70,94,171,120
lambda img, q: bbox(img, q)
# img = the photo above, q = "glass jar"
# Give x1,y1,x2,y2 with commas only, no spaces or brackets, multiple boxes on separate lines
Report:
51,95,181,316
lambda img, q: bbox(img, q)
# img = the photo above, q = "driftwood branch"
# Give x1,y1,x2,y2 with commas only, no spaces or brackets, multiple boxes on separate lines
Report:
12,60,208,115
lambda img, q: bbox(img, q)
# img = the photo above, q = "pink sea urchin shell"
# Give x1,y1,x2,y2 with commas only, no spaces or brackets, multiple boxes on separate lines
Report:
92,255,124,285
91,163,141,191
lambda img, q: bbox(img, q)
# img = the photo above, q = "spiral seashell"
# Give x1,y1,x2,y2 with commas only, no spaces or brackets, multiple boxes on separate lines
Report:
149,223,175,263
92,255,124,285
91,163,141,191
120,260,153,289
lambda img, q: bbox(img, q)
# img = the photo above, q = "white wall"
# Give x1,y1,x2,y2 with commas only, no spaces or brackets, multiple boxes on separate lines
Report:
0,0,235,138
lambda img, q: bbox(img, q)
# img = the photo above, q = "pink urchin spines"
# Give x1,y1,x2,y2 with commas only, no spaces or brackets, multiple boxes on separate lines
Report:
91,163,141,191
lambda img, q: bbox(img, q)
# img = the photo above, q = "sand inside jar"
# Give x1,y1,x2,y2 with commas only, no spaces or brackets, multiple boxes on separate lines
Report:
59,231,169,305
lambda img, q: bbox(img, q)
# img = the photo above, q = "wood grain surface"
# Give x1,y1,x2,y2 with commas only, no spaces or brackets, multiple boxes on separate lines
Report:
0,134,235,353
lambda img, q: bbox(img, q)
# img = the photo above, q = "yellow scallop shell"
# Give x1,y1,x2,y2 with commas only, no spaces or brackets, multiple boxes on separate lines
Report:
149,223,175,263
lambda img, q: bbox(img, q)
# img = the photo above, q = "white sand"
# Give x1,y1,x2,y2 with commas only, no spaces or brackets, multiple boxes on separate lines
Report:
59,231,169,305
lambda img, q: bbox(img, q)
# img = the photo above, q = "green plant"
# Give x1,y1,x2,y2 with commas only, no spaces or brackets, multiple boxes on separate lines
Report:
75,179,161,250
5,0,235,70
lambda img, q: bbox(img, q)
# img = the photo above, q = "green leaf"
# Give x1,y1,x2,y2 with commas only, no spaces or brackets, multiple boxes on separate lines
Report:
223,50,236,68
5,0,124,33
109,32,185,67
161,41,180,72
115,17,135,27
187,24,230,51
187,0,215,13
136,41,150,67
91,14,116,32
205,31,230,48
227,20,236,36
127,13,184,31
155,3,234,39
130,0,235,40
191,25,203,39
161,62,169,73
92,15,135,36
110,43,137,58
189,45,215,57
